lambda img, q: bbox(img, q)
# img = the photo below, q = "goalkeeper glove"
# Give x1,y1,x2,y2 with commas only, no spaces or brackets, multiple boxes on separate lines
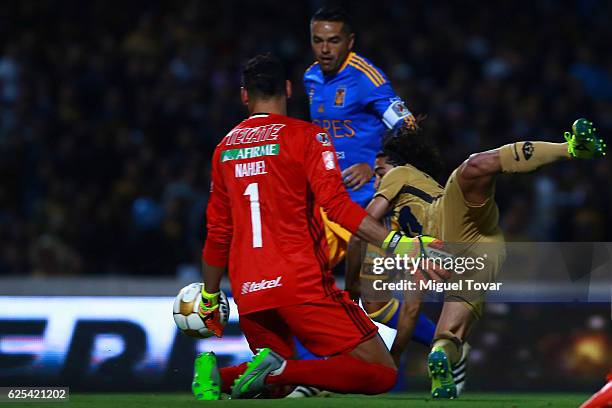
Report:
382,231,423,256
198,284,224,338
382,232,453,281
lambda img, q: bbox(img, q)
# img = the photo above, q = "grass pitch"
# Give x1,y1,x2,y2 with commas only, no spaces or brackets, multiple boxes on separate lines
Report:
11,392,589,408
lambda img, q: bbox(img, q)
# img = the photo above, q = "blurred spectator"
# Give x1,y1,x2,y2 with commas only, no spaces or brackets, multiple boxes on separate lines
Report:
29,234,81,276
0,0,610,276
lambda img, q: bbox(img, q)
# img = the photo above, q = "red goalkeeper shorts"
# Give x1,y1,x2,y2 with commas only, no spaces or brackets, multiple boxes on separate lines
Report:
238,290,378,358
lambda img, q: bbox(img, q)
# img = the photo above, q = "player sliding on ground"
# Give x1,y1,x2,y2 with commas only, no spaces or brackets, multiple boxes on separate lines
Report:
347,118,606,399
192,53,450,400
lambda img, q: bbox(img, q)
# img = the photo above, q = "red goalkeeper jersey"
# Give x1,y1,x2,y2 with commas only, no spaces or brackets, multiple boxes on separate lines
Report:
203,113,367,314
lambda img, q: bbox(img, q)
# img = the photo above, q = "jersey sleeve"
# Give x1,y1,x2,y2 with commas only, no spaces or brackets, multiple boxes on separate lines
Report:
374,167,410,202
302,126,368,233
202,147,233,267
303,63,319,91
362,79,412,129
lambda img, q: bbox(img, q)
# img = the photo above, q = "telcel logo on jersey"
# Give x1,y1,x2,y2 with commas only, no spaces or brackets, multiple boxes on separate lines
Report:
241,276,283,294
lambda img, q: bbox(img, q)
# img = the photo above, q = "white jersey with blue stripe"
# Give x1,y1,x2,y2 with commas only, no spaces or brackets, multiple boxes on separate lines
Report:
304,52,412,206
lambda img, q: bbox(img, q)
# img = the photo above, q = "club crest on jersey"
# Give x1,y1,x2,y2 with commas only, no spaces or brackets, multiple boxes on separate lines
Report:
318,104,325,113
334,86,347,107
391,100,409,116
522,141,534,160
322,151,335,170
316,132,332,146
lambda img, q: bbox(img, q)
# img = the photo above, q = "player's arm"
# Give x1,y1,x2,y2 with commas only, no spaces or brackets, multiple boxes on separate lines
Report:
342,79,415,191
364,77,415,130
342,162,375,192
369,169,423,362
303,126,422,252
390,299,422,365
201,262,224,294
345,236,365,301
345,196,390,300
200,148,232,337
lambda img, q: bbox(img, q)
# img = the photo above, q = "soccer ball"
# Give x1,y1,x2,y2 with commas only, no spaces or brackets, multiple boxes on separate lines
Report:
172,282,230,338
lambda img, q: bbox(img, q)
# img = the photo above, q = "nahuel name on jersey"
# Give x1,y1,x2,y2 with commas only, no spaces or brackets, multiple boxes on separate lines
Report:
224,124,285,146
241,276,283,294
235,160,267,178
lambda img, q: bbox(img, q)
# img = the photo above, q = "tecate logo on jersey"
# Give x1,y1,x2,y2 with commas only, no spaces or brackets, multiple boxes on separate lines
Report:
240,276,283,294
223,124,285,146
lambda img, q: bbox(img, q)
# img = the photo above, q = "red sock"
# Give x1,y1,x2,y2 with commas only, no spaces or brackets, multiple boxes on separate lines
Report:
220,363,247,393
266,354,396,395
580,377,612,408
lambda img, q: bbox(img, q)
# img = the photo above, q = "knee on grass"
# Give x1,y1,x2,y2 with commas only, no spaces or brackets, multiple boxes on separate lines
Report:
362,364,397,395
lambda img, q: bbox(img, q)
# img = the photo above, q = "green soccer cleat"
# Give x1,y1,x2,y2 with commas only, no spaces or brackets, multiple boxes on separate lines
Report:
192,352,221,400
428,346,457,399
231,348,285,399
564,118,606,159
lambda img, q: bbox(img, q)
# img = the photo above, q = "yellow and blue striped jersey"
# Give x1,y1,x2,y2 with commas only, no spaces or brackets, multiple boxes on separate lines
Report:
304,52,412,206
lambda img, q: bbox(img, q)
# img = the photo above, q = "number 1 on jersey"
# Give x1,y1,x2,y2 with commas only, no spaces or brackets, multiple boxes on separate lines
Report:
244,183,262,248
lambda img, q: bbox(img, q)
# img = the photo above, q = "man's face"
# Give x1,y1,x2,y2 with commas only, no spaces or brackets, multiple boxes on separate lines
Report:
373,156,395,190
310,20,354,75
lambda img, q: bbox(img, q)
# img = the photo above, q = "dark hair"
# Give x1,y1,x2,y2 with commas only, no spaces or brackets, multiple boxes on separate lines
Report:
241,53,286,99
311,6,353,33
381,118,444,180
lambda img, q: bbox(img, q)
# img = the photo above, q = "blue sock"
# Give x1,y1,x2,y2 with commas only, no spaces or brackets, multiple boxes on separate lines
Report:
411,312,435,345
294,337,319,360
387,310,434,345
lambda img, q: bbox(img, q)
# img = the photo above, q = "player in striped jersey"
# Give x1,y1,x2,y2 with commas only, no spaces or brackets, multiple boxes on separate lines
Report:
303,4,435,345
304,6,417,207
289,7,435,397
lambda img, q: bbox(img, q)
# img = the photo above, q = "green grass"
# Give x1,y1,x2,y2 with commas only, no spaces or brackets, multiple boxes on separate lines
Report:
8,392,590,408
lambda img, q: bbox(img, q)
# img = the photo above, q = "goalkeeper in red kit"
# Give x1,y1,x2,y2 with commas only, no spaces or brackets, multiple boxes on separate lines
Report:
192,53,450,400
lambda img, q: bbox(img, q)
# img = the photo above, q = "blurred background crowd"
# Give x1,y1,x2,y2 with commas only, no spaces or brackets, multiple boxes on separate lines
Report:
1,0,611,276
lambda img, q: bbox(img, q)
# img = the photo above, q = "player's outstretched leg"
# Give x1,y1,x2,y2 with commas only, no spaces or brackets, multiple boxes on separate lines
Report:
428,301,477,399
192,352,222,400
458,118,605,206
